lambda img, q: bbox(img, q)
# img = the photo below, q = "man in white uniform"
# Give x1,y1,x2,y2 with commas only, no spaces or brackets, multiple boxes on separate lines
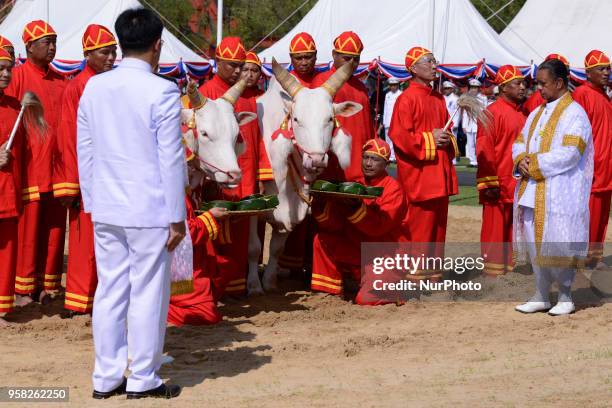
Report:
512,59,593,316
462,78,487,167
77,8,185,399
442,81,459,164
382,77,401,162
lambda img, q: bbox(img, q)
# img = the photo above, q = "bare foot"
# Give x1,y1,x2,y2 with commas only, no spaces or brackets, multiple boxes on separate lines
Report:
14,294,33,307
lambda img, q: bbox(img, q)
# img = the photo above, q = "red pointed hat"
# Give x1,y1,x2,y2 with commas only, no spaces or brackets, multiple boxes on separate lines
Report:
0,48,12,62
290,32,316,54
363,138,391,161
584,49,610,69
0,35,13,50
245,51,261,67
215,37,246,62
495,65,524,85
333,31,363,56
82,24,117,52
22,20,56,44
405,46,432,68
544,53,569,68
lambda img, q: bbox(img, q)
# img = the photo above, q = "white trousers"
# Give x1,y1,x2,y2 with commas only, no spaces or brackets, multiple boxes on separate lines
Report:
521,207,575,302
465,130,477,165
92,222,171,392
384,127,396,161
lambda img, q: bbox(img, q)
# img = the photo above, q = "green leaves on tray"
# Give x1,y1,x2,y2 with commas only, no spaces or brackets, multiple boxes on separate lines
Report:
200,194,279,212
311,180,383,197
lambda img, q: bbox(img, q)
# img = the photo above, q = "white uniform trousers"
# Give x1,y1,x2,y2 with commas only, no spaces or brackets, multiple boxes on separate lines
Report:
384,127,396,161
92,222,171,392
521,207,575,302
465,130,477,166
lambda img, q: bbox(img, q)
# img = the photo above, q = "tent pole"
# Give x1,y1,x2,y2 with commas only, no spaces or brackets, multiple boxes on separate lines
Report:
217,0,223,45
374,56,381,130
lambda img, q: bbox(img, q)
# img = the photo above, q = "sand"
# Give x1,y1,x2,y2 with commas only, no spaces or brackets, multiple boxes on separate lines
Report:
1,206,610,407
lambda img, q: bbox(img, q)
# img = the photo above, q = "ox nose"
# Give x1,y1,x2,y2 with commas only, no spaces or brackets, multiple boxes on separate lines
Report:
309,153,327,168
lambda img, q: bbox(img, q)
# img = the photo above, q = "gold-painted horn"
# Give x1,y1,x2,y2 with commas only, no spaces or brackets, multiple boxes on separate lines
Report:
221,78,247,106
271,57,304,98
320,60,355,97
187,87,207,110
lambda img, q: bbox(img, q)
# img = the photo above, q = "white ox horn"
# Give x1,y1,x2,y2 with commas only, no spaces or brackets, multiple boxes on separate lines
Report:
221,78,248,106
271,57,304,98
319,60,355,97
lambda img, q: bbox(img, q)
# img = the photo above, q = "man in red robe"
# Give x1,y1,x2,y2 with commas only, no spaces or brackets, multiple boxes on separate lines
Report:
388,46,458,281
168,148,225,326
523,53,569,113
476,65,527,276
0,35,15,60
5,20,67,304
55,25,117,317
313,31,374,183
0,48,26,325
573,50,612,266
279,32,321,273
198,37,263,297
311,138,407,303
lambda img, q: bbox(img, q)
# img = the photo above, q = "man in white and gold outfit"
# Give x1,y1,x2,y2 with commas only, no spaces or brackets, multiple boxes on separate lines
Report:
512,59,593,316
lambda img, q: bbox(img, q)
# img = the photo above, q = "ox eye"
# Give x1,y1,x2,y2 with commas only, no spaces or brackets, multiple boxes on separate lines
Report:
294,117,299,123
328,117,333,122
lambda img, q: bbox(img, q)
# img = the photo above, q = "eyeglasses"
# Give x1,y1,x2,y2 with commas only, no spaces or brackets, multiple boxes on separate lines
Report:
415,57,437,66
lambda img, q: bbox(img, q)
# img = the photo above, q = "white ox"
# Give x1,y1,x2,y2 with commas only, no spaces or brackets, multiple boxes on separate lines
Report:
247,59,363,295
181,79,256,187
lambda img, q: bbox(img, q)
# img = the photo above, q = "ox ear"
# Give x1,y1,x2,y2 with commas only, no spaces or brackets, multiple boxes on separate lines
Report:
280,91,292,114
333,101,363,118
235,111,257,126
180,108,194,126
331,127,352,170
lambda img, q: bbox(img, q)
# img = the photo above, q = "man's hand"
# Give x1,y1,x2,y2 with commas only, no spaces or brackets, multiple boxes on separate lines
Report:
186,78,198,95
341,197,362,210
432,129,451,148
59,196,76,208
167,221,186,252
518,157,530,178
483,187,500,200
209,207,229,220
0,142,11,169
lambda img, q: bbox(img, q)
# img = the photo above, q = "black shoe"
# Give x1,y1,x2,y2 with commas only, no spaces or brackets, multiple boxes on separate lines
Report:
60,309,88,319
92,377,127,399
126,383,181,400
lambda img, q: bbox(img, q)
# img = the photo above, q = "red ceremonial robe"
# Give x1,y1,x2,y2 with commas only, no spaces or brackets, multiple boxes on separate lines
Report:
573,81,612,262
523,91,545,114
5,60,67,295
55,65,97,312
311,173,408,303
313,67,375,183
0,93,26,314
278,69,322,272
476,96,527,275
168,196,222,326
199,75,263,296
388,81,458,279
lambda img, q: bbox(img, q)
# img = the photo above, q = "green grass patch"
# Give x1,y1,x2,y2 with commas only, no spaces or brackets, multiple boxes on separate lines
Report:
450,186,479,206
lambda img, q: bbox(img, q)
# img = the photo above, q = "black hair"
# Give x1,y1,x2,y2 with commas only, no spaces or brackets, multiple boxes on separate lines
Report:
114,8,163,54
538,59,569,86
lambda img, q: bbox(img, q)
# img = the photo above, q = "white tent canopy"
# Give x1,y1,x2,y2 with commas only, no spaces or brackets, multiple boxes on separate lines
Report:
500,0,611,66
0,0,205,62
259,0,528,65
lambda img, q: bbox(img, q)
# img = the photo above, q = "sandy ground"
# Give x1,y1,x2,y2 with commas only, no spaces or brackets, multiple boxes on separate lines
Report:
1,206,611,407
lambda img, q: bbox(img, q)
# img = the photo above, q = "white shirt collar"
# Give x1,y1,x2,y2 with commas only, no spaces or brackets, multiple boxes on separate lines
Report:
119,57,153,72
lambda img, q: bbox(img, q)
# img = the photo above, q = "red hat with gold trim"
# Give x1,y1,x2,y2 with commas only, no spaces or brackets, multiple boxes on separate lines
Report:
82,24,117,52
494,65,524,85
290,32,316,54
584,49,610,69
363,138,391,161
333,31,363,56
215,37,246,62
22,20,56,44
0,35,13,50
245,51,261,67
0,48,12,62
405,46,432,69
544,53,569,68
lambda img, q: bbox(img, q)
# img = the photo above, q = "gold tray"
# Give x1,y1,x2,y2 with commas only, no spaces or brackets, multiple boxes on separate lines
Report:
195,207,276,216
310,190,378,199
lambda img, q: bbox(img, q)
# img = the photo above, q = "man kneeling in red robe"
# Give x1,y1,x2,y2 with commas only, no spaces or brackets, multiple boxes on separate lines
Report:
311,138,408,304
167,148,227,326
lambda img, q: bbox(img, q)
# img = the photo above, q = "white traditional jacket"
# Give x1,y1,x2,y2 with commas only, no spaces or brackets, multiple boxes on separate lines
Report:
512,92,593,267
77,58,186,228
